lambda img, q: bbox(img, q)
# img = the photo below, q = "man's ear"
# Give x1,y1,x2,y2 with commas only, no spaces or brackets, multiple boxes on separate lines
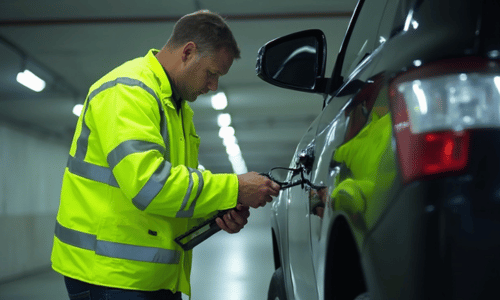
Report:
181,42,198,62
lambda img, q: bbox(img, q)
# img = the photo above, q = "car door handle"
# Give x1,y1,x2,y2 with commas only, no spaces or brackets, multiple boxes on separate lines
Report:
298,146,314,174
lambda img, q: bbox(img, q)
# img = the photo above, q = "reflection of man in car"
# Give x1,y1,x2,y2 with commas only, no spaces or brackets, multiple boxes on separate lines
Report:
328,106,396,231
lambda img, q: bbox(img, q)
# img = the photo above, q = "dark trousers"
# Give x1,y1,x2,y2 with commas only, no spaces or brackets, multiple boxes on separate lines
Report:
64,276,182,300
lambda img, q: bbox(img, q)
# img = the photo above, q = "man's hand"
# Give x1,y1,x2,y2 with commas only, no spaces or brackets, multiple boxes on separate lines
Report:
237,171,281,208
216,204,250,234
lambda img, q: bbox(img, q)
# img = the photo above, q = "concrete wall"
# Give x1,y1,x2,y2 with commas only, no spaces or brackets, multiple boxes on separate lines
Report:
0,123,69,281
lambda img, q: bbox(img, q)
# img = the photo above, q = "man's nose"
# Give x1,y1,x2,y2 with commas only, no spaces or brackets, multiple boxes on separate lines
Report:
208,78,219,91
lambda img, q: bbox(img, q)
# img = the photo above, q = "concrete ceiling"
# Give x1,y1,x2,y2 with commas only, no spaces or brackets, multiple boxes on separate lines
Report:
0,0,357,174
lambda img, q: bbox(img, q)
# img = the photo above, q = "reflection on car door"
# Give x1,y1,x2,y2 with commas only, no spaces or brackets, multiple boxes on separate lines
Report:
306,0,400,280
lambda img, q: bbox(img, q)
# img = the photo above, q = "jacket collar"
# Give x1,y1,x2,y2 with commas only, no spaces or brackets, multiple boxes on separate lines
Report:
144,49,194,119
145,49,178,109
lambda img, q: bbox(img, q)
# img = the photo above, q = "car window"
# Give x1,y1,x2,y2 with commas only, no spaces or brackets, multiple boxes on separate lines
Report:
342,75,385,142
376,0,404,48
340,0,389,78
311,0,403,220
340,0,403,141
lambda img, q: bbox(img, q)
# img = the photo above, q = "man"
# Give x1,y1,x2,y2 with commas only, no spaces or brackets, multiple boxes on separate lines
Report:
51,10,280,300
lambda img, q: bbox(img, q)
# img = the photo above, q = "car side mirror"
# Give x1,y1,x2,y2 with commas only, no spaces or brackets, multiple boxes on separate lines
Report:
256,29,328,94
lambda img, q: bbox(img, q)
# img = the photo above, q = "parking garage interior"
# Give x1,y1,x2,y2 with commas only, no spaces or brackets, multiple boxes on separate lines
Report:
0,0,357,299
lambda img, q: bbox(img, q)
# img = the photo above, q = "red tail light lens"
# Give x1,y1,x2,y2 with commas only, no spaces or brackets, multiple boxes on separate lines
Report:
419,131,469,175
389,57,500,183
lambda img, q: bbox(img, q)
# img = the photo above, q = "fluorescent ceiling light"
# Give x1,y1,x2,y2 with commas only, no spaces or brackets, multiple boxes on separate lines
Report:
228,153,248,174
226,143,241,156
222,135,237,147
218,126,235,139
73,104,84,117
217,113,232,127
211,92,228,110
16,69,46,92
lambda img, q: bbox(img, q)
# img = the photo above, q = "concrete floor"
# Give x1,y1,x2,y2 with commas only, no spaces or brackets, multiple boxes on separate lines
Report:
0,206,275,300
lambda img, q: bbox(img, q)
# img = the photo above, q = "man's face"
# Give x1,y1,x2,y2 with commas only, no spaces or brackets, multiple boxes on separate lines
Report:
178,47,234,102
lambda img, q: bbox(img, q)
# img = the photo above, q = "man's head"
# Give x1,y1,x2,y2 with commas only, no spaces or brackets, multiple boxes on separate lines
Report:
157,10,240,102
167,10,240,60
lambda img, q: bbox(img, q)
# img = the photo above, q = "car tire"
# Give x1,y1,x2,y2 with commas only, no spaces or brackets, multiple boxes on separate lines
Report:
268,267,287,300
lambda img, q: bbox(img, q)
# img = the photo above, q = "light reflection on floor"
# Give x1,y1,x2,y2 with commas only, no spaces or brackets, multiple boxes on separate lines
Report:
188,205,274,299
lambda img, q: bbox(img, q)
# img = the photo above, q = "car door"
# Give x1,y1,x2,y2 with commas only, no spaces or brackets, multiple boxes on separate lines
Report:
305,0,402,296
286,132,320,300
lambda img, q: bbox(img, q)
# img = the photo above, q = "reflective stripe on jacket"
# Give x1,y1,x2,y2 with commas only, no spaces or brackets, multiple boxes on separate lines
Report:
51,49,238,295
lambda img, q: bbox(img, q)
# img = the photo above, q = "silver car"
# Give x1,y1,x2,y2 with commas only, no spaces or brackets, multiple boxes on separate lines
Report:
257,0,500,299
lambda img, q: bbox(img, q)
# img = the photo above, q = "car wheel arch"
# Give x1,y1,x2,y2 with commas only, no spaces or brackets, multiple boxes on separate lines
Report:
324,215,368,300
271,228,281,270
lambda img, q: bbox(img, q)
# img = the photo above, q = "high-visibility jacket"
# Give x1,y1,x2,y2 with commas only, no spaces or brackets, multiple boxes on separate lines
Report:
51,49,238,296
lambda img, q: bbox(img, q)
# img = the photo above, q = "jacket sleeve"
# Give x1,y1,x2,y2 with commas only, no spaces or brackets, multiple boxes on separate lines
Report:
88,82,238,218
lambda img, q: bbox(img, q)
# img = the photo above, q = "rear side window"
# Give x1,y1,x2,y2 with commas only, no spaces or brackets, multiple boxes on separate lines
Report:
377,0,405,47
340,0,389,78
339,0,405,141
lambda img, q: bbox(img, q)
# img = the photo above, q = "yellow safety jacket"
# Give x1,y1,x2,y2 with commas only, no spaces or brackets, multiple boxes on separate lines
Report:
51,49,238,296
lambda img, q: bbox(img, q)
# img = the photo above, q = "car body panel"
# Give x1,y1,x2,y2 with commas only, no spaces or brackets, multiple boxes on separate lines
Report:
264,0,500,299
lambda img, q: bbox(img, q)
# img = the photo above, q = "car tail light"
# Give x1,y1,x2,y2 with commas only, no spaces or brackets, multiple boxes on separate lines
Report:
389,57,500,184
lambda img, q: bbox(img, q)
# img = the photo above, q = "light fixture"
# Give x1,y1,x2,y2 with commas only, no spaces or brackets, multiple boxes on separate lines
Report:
72,104,84,117
217,113,232,127
1,36,84,119
225,143,241,156
211,91,228,110
228,153,248,174
16,69,46,92
222,135,237,147
218,126,235,139
210,93,248,174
